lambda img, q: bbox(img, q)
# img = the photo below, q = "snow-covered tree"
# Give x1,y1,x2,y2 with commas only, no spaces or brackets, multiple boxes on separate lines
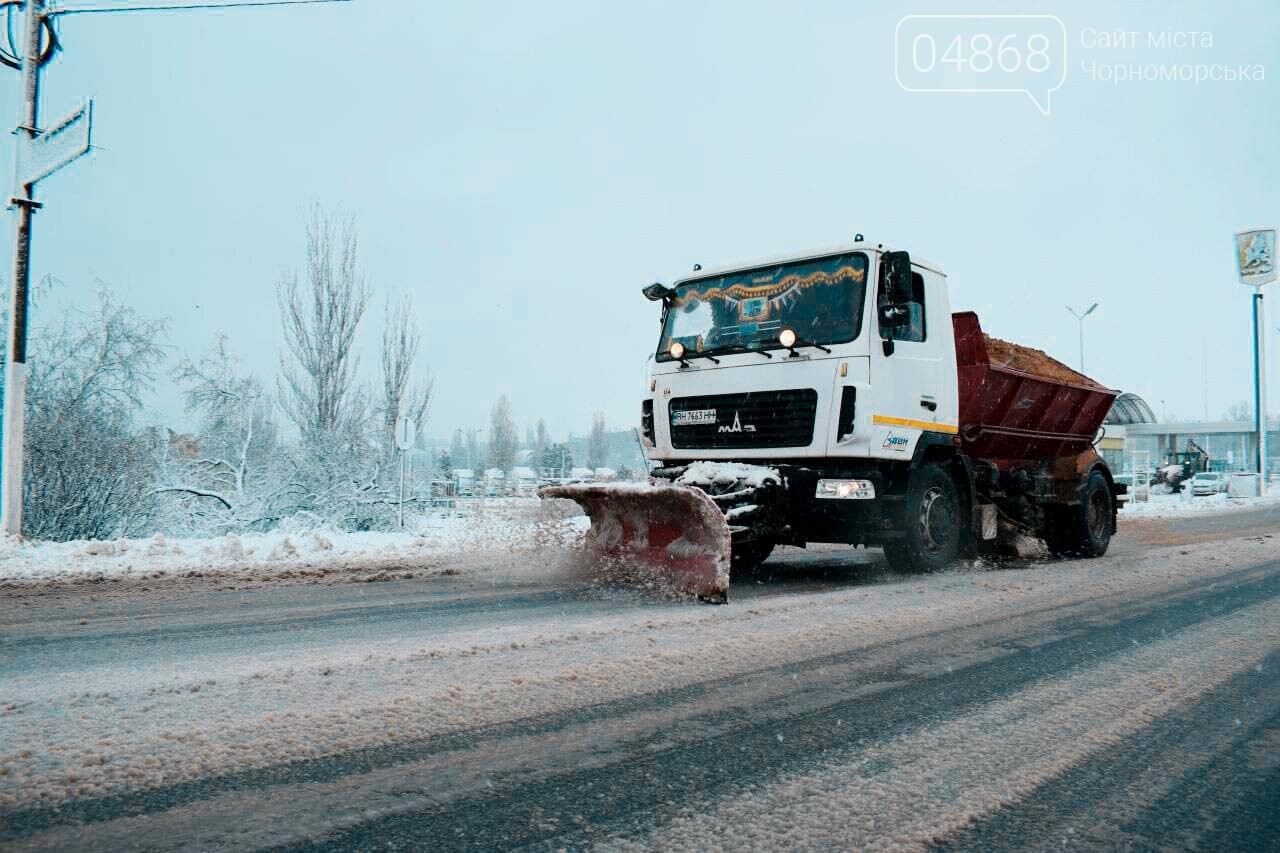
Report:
20,290,167,540
450,430,468,468
588,412,607,468
543,443,572,478
157,336,285,534
277,206,370,442
379,294,434,458
489,396,519,470
535,418,548,463
174,335,276,469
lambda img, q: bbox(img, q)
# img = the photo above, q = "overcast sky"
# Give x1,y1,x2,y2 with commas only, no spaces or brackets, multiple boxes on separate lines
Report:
8,0,1279,441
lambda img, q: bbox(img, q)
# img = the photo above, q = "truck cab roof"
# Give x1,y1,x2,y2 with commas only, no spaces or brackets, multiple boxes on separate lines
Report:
672,241,946,287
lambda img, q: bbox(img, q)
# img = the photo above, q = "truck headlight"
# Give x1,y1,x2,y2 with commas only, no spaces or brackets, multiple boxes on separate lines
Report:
816,479,876,500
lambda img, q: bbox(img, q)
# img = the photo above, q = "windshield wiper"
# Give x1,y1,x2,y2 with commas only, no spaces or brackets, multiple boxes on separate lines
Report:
684,351,720,365
786,338,831,355
765,333,832,356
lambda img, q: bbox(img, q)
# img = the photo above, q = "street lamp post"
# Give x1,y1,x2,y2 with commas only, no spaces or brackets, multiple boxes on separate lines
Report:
1065,303,1099,373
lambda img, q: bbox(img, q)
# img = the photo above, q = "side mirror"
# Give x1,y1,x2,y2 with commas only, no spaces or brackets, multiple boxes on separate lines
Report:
642,282,674,302
878,303,912,328
880,250,913,304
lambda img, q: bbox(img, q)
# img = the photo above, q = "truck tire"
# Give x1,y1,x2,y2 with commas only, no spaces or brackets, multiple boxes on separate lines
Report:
1045,470,1113,558
883,463,961,573
731,538,775,575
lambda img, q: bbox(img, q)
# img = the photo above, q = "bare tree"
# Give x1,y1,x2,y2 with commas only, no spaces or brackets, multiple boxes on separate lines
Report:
535,419,548,466
451,430,467,469
489,396,519,471
19,290,167,540
160,335,280,530
588,412,607,469
1225,400,1252,421
277,206,370,440
380,294,433,456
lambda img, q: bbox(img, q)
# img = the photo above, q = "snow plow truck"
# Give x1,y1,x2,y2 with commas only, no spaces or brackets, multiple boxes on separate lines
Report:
542,240,1124,602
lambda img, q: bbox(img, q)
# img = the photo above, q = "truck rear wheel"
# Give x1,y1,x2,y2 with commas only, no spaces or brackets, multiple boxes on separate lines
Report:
883,463,961,573
1045,470,1113,558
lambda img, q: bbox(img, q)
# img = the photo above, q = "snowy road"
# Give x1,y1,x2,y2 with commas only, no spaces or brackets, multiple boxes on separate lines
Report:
2,517,1279,850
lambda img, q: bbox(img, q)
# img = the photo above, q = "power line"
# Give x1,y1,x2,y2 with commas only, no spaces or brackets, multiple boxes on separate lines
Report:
51,0,350,15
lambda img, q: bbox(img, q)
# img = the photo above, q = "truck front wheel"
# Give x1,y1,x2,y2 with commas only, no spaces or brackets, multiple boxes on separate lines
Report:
883,463,961,573
1045,470,1113,558
731,538,775,576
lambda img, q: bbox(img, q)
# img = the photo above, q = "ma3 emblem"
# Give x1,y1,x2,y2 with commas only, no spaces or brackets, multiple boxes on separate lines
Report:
719,411,756,434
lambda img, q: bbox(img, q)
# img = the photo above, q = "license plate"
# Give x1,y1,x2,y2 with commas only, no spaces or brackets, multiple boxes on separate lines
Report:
672,408,717,426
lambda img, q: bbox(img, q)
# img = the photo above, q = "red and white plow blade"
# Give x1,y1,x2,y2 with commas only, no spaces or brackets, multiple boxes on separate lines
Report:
539,481,732,602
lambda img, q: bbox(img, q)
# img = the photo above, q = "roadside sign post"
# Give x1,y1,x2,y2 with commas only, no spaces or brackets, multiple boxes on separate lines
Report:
1235,227,1277,482
2,0,100,537
395,415,413,528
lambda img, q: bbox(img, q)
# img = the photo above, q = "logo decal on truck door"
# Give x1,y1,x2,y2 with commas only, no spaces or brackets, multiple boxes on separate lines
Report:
718,410,757,434
881,431,910,451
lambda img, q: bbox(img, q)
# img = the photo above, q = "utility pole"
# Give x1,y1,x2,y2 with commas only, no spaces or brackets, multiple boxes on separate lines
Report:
1065,302,1098,373
2,0,47,537
1234,227,1276,485
1253,292,1268,478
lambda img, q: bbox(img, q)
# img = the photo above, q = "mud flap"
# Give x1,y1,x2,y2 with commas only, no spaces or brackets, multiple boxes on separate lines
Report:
539,481,732,603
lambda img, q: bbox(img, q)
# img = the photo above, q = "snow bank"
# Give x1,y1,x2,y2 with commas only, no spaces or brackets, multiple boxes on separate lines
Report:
0,499,589,586
1120,484,1280,519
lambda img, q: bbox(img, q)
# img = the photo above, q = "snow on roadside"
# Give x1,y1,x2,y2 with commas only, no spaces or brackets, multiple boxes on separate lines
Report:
0,499,589,585
1120,484,1280,519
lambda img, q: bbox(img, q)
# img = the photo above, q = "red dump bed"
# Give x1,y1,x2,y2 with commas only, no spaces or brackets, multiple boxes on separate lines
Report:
952,312,1118,461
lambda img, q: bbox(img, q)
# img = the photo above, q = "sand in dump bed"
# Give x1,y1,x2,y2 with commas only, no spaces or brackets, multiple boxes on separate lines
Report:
983,334,1105,389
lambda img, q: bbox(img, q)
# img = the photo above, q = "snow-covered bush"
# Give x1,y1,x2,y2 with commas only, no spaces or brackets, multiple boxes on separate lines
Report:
15,290,167,541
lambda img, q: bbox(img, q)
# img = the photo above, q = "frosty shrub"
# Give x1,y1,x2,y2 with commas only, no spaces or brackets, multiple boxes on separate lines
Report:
18,290,167,541
156,336,287,536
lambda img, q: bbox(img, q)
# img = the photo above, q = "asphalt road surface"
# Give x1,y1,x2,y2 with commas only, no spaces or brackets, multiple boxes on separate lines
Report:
2,512,1279,851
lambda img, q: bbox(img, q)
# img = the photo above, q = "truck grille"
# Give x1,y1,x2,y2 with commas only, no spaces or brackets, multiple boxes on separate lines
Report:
668,389,818,449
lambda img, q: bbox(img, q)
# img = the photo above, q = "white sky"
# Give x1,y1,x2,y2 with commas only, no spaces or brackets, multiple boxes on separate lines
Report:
8,0,1280,439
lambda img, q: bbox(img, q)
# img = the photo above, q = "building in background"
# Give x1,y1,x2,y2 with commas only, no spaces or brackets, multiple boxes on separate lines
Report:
1103,392,1279,478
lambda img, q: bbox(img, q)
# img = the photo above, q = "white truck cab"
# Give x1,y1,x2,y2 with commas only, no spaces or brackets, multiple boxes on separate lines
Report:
641,241,959,465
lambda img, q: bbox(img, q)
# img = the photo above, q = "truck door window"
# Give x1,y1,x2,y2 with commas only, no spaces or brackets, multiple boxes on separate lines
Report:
880,271,927,343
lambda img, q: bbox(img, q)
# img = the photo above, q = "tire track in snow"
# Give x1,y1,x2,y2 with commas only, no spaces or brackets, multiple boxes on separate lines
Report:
936,657,1280,851
3,547,1279,849
599,607,1280,852
5,558,1267,851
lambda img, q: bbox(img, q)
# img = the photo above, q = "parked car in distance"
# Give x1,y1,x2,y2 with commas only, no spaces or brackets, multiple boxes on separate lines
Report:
1190,471,1228,496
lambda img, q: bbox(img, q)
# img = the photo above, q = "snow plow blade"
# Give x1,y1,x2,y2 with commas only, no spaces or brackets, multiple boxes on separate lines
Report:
539,481,732,603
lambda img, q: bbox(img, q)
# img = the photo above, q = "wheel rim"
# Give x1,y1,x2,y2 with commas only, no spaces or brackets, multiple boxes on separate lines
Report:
1087,488,1109,541
918,486,955,554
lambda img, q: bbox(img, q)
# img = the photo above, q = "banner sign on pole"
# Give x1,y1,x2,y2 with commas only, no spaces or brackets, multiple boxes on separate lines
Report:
1235,227,1277,287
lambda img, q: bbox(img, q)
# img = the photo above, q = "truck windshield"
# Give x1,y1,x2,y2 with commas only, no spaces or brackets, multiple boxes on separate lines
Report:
657,252,867,360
